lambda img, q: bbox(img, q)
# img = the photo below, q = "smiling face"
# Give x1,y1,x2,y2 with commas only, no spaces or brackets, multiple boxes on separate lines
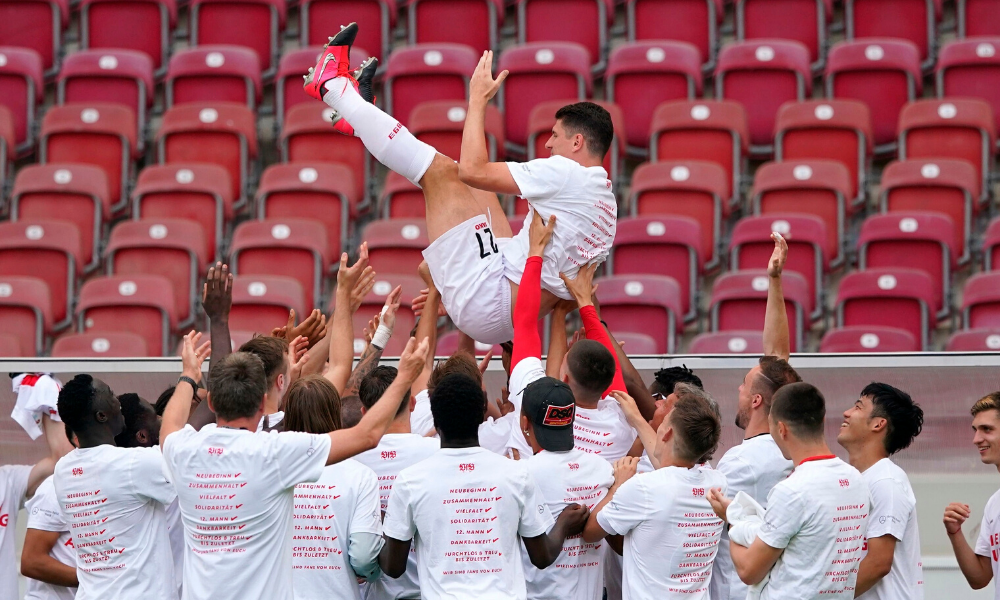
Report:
973,409,1000,466
837,394,877,448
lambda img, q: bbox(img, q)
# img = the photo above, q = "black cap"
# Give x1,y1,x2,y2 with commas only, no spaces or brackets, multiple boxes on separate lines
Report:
523,377,576,452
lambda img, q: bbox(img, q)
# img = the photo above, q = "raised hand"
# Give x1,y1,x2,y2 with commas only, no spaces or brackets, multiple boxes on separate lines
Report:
381,285,403,331
768,232,788,278
611,456,639,488
363,313,381,345
350,267,377,314
398,337,431,382
469,50,508,104
287,335,310,386
943,502,971,535
707,488,732,523
180,331,211,383
202,262,233,321
412,288,447,318
528,211,556,258
610,390,645,428
338,242,375,312
273,309,328,349
559,263,600,309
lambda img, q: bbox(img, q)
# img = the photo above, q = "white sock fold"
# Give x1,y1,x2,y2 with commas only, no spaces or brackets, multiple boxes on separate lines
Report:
323,79,436,186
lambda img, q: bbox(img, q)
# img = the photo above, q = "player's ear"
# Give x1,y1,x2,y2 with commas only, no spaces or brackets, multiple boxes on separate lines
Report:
408,395,417,413
520,414,529,434
870,416,887,434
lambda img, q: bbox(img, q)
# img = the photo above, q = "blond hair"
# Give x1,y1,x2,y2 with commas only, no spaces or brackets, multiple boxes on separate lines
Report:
971,392,1000,417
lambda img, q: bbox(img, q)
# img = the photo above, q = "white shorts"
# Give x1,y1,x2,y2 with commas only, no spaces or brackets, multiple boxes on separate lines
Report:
422,214,514,345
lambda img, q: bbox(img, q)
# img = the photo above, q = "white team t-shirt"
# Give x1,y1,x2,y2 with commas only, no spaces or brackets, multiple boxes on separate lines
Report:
858,458,923,600
292,459,381,600
0,464,31,600
756,457,870,599
257,411,285,432
356,433,440,600
976,488,1000,600
53,446,177,600
382,446,554,600
597,466,728,600
162,424,332,600
504,156,617,299
523,448,614,600
165,500,183,597
411,391,434,437
24,476,77,600
506,358,636,460
713,433,794,600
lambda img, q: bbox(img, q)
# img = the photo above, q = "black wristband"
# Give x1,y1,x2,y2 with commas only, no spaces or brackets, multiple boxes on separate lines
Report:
178,375,199,396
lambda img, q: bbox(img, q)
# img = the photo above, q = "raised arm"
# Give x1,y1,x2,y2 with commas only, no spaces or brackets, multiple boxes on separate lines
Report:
325,337,429,465
160,331,211,448
458,50,520,196
511,212,555,367
411,276,442,396
202,262,233,367
28,415,72,498
545,300,575,378
944,502,994,589
763,233,790,361
327,243,376,393
21,529,78,587
559,265,627,395
342,285,400,401
604,328,657,422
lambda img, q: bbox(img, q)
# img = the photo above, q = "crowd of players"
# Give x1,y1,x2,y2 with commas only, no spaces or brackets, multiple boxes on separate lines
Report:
3,21,1000,600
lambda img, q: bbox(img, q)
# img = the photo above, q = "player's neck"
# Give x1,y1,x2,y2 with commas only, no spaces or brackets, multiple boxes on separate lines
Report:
385,415,411,435
74,427,117,449
844,438,888,473
743,411,770,439
440,436,480,449
218,416,260,431
264,391,281,416
788,439,835,466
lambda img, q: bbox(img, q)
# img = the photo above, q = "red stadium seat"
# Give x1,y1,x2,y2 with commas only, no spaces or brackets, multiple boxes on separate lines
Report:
0,335,25,357
845,0,940,69
947,328,1000,351
355,275,425,355
409,0,503,55
878,158,980,264
105,219,208,327
57,50,155,151
516,0,613,68
409,100,505,162
610,332,659,355
625,0,723,69
687,331,764,354
751,159,853,267
0,276,52,356
0,106,11,187
52,331,150,357
362,219,429,276
715,39,812,154
628,160,730,268
230,219,331,310
594,274,684,353
710,269,812,352
958,0,1000,38
985,217,1000,271
157,102,258,203
0,0,67,75
835,268,937,349
229,275,306,334
435,330,504,357
300,0,393,62
819,326,919,352
608,215,703,322
937,38,1000,139
132,163,235,262
857,211,957,318
39,103,137,211
729,214,827,319
281,103,369,203
76,274,176,356
899,98,994,202
825,39,922,152
80,0,176,75
649,100,747,204
606,41,702,151
380,171,425,218
166,45,262,111
0,221,80,330
962,272,1000,329
774,99,872,203
384,44,478,127
736,0,832,67
275,46,371,129
11,164,110,274
0,47,44,153
189,0,285,76
257,163,359,255
524,99,626,187
498,42,592,151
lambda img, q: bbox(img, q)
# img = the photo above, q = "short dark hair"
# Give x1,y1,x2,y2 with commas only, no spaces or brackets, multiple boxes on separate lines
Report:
284,375,342,434
154,386,174,417
555,102,614,160
341,397,364,429
770,382,826,440
58,374,96,431
753,356,802,411
862,382,923,455
239,335,289,390
360,366,408,418
566,340,616,396
430,373,485,441
670,383,722,463
115,393,145,448
428,352,482,394
651,365,703,397
208,352,267,421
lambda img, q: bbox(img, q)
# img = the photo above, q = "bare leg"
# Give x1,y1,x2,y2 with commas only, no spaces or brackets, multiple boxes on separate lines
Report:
419,154,513,242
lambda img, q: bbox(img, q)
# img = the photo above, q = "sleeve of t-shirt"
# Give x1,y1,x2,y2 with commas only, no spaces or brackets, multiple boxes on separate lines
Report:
518,470,555,538
351,467,383,537
865,477,912,541
410,390,435,437
382,475,416,542
596,476,647,536
274,432,334,489
0,464,32,510
130,448,178,507
27,484,67,533
975,496,996,557
756,482,807,550
506,158,571,202
161,424,195,484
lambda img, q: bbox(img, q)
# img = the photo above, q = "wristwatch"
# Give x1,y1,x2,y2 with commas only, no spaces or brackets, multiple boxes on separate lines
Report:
178,375,199,396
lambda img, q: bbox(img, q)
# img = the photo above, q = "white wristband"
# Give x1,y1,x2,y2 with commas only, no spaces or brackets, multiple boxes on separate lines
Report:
371,324,392,349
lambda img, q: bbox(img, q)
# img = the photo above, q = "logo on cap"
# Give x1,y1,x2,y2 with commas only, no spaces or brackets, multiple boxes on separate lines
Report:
542,404,574,427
